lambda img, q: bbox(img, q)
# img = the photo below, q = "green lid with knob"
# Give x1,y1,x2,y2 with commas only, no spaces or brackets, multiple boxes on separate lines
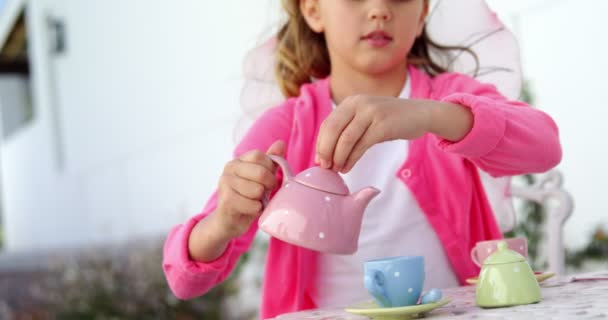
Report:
483,241,525,265
475,240,541,307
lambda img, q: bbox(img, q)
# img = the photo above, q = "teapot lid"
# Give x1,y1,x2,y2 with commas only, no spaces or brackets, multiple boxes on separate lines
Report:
484,241,526,265
294,167,349,195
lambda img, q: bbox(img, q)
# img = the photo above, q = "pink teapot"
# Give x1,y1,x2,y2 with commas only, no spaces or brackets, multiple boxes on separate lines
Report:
258,155,380,254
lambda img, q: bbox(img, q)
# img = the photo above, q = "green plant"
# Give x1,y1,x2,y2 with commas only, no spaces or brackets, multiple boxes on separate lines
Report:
38,240,250,320
566,225,608,269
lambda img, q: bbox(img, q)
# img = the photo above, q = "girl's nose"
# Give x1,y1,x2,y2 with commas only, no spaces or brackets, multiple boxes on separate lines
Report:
368,3,391,21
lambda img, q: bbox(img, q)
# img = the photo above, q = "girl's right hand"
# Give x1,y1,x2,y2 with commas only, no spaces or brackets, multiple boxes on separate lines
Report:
212,140,286,240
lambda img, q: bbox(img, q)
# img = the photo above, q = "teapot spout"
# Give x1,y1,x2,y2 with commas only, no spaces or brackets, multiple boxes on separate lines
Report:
353,187,380,209
339,186,380,253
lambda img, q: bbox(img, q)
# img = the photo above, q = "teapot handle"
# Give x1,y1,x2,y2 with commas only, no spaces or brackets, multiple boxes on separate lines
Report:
261,155,294,209
471,246,482,267
364,269,392,307
267,155,294,187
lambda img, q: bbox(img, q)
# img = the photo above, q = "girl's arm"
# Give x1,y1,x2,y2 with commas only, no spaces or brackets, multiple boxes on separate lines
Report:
314,77,560,176
430,73,562,177
162,103,294,299
434,74,562,176
407,99,474,142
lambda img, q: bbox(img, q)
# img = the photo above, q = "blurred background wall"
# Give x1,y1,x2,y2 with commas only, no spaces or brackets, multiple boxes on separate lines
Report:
1,0,282,251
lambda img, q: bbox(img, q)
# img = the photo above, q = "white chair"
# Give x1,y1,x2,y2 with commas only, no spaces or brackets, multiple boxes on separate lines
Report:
509,171,574,275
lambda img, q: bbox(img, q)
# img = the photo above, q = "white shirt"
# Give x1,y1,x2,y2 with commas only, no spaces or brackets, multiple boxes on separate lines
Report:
311,78,459,308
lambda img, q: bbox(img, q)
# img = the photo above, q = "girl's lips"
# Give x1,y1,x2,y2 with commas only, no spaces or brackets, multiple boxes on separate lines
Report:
362,30,393,48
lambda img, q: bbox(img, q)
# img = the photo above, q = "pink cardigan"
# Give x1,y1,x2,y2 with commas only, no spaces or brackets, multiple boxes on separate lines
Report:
162,66,561,319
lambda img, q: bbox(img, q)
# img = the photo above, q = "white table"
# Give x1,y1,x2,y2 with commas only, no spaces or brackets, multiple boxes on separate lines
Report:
268,271,608,320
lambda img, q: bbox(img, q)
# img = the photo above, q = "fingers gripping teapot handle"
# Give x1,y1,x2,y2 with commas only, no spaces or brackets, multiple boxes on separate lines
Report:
262,155,294,207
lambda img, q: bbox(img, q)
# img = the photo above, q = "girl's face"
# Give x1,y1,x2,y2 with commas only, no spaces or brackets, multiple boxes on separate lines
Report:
301,0,428,75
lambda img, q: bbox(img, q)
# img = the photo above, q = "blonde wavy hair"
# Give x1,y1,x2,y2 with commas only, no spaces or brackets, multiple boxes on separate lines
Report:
275,0,479,97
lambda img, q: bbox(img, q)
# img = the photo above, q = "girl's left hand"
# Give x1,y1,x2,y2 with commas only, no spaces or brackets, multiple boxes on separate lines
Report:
315,95,432,173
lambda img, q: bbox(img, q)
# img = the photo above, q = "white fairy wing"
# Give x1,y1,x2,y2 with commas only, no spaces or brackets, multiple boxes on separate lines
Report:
235,38,284,142
426,0,523,100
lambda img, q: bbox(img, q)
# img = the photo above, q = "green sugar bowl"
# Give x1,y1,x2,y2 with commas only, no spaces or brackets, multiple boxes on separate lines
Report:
475,240,542,308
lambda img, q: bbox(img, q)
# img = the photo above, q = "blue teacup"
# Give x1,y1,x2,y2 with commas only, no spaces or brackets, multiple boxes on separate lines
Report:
364,256,424,308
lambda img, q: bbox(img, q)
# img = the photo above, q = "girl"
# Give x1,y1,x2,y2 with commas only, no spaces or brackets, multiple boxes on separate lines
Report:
163,0,562,318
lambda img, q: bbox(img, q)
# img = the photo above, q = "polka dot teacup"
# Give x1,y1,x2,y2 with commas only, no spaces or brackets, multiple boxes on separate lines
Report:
364,256,424,308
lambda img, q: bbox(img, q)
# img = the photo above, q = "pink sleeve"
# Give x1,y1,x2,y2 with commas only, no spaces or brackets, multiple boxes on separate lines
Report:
162,101,294,299
432,73,562,177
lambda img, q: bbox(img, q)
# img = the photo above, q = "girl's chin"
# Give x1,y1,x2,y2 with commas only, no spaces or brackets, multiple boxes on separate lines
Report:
358,61,407,76
353,53,408,74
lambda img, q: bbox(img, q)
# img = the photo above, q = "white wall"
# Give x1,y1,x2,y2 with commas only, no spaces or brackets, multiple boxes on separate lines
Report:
1,0,281,250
